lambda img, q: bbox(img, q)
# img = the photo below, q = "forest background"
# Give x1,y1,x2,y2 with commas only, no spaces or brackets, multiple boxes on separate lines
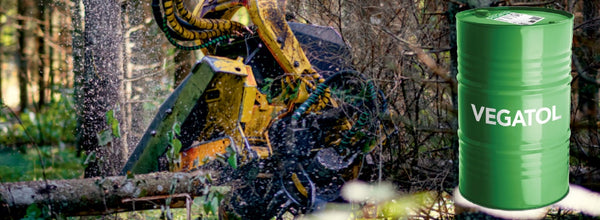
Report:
0,0,598,218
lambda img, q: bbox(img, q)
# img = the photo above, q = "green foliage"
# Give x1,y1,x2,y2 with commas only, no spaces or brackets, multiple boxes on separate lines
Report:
260,78,275,101
96,130,112,146
226,146,237,169
114,195,225,220
0,6,18,47
106,109,121,138
0,146,84,182
96,108,122,147
204,192,221,216
23,204,51,220
167,122,182,170
202,186,229,217
0,96,77,147
300,181,441,219
112,174,226,219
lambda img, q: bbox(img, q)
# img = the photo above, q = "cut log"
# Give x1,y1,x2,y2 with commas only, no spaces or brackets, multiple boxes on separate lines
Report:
0,171,212,218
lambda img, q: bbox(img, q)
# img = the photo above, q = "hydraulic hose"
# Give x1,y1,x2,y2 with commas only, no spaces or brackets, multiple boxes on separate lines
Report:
152,0,188,41
174,0,245,32
163,0,226,40
153,0,247,49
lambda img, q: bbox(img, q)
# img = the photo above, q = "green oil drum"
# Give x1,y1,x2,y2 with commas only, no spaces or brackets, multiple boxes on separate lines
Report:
456,7,573,210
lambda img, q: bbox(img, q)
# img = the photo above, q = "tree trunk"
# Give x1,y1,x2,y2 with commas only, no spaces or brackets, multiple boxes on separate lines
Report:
0,16,3,102
72,0,85,155
121,0,169,155
75,0,126,177
122,0,132,161
17,0,34,112
0,0,2,102
447,0,462,188
48,6,56,103
36,0,48,109
0,171,210,219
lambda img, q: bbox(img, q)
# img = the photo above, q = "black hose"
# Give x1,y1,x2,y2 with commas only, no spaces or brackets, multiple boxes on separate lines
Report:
153,0,192,41
153,0,236,50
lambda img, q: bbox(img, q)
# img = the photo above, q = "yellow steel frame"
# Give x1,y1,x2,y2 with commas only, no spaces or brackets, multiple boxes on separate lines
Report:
173,0,330,172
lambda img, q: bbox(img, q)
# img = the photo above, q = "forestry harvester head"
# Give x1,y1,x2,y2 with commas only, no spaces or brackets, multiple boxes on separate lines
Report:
121,0,387,218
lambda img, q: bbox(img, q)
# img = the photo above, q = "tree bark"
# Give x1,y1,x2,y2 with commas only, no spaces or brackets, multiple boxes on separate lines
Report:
0,172,210,219
72,0,85,155
122,0,132,163
48,5,56,103
75,0,126,177
36,0,48,109
17,0,34,112
0,15,3,102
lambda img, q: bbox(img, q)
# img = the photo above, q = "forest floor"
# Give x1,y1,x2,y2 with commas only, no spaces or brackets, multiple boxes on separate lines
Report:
0,145,83,182
1,146,599,219
0,146,224,219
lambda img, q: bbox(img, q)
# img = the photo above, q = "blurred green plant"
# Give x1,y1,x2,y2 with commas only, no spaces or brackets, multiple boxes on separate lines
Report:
0,95,77,148
96,108,122,147
300,181,444,220
22,203,52,220
166,122,182,171
0,145,84,182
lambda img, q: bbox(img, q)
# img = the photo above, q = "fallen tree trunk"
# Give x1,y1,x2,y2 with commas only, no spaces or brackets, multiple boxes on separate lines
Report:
0,171,212,218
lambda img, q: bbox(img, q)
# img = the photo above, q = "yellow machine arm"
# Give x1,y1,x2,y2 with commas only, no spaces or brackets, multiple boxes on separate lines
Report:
124,0,384,218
